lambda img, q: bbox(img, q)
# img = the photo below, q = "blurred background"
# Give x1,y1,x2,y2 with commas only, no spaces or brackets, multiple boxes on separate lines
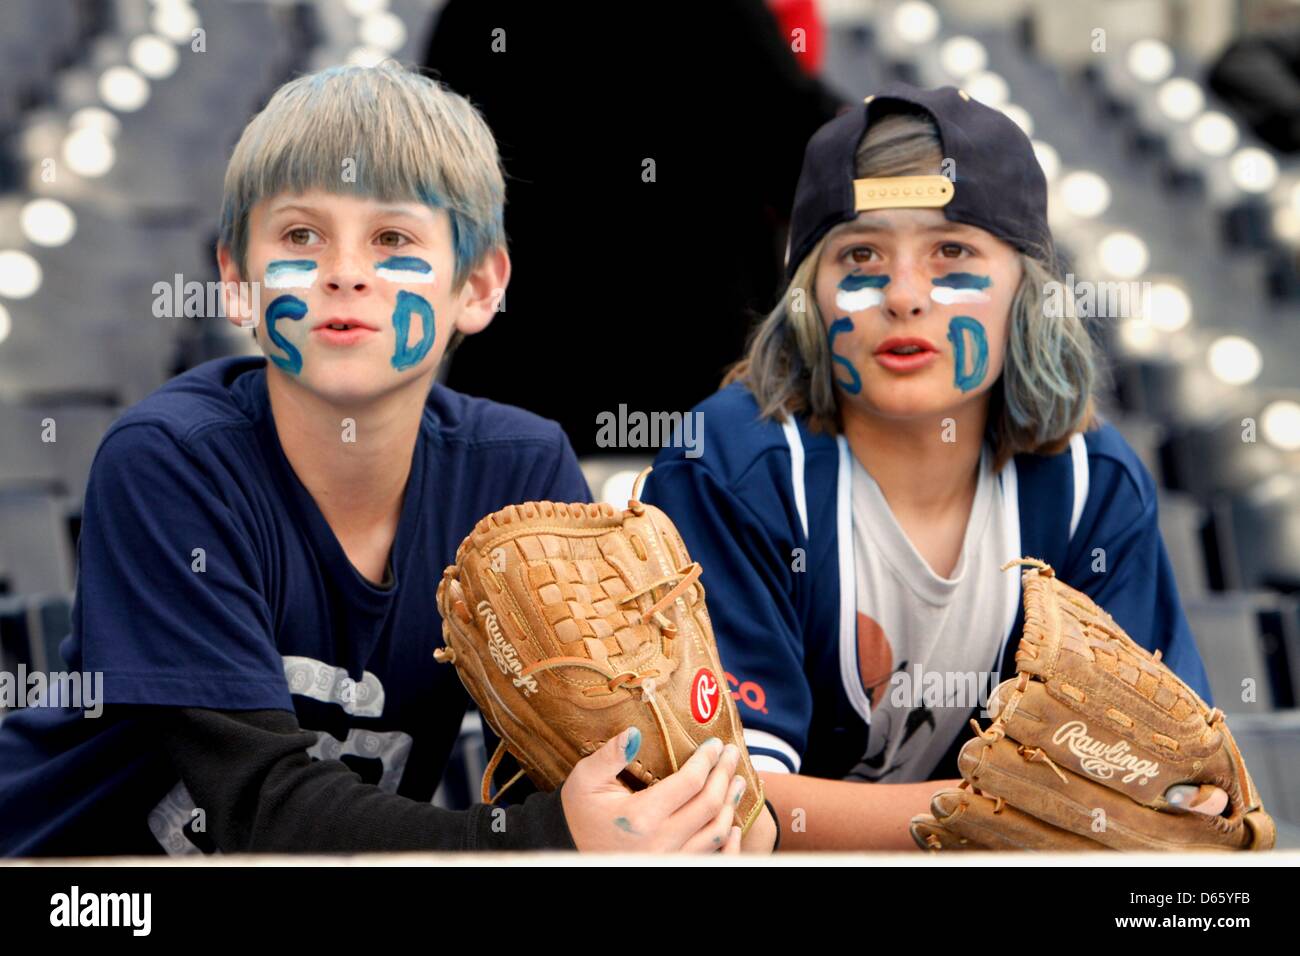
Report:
0,0,1298,840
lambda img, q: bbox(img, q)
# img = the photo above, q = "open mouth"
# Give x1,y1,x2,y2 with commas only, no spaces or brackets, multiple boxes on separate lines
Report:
875,337,936,356
873,336,939,372
313,319,376,332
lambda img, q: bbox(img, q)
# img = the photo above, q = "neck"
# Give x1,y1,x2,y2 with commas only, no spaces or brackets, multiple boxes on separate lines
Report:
266,370,432,537
840,397,989,518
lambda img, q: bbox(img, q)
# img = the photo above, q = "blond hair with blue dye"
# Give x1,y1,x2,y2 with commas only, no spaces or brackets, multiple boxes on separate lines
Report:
729,111,1097,469
219,62,505,290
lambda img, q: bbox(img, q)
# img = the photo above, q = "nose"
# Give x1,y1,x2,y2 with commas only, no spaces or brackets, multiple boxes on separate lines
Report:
321,250,370,294
881,264,930,322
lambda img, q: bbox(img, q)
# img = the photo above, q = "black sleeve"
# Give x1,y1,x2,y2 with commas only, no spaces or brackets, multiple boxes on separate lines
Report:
159,707,576,853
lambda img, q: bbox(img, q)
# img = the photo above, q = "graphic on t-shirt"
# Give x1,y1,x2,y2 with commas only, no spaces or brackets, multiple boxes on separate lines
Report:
148,654,412,855
853,612,937,780
851,671,938,780
282,655,385,717
856,612,893,710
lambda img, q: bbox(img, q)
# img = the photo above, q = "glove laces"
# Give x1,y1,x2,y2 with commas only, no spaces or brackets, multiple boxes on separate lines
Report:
481,560,704,805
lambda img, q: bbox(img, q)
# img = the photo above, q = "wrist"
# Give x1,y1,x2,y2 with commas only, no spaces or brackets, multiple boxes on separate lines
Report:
742,799,779,853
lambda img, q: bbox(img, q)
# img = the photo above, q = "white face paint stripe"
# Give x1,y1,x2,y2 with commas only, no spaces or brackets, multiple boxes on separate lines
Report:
375,267,436,285
265,266,318,289
930,287,991,305
836,287,886,313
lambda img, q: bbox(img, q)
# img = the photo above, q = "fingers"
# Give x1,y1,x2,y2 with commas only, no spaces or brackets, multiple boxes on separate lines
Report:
571,727,643,789
1165,784,1229,816
644,737,726,811
661,743,743,840
678,774,746,853
720,826,742,854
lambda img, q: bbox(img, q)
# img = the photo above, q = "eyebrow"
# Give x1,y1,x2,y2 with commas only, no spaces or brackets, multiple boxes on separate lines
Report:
267,202,429,223
267,203,323,219
366,205,429,221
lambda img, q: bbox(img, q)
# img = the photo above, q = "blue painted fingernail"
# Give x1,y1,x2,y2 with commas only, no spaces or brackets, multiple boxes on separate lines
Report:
733,775,747,804
623,726,642,763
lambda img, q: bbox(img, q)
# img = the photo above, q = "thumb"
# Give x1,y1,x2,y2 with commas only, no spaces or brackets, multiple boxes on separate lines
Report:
580,727,642,785
1165,784,1229,816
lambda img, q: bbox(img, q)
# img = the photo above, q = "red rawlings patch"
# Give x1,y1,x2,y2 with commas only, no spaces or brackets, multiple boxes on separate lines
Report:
690,668,720,724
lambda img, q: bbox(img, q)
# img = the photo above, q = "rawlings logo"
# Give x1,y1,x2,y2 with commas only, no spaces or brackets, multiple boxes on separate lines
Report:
1052,720,1160,785
477,600,539,696
691,668,720,724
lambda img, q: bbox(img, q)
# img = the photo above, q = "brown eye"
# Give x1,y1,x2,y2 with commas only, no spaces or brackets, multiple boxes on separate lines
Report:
378,231,405,247
849,247,874,263
940,243,965,258
288,228,317,245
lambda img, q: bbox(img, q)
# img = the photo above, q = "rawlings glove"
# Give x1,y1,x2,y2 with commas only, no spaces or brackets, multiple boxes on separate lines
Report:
435,489,766,833
911,558,1275,852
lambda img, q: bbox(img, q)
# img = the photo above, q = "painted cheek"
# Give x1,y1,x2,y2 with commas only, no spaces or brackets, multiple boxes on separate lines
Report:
265,294,309,375
930,272,991,306
390,290,436,371
265,259,318,290
836,273,889,313
375,255,436,285
827,317,863,395
947,316,989,392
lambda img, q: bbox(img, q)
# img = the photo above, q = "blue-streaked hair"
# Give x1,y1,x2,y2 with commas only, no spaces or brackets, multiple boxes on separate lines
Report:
218,62,505,287
728,110,1097,468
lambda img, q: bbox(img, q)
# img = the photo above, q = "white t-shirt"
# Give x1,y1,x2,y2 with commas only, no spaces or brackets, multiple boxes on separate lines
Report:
844,445,1015,783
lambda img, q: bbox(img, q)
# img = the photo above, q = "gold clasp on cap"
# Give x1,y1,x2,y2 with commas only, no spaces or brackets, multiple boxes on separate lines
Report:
852,174,954,211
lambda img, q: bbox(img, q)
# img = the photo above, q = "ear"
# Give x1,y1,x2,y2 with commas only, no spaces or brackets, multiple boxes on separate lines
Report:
453,246,510,336
216,245,258,331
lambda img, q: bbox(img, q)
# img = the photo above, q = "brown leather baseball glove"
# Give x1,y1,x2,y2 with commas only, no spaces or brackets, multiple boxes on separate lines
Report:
435,489,765,833
910,558,1275,852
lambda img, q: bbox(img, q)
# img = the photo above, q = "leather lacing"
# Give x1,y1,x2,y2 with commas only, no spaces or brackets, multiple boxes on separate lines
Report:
481,559,704,805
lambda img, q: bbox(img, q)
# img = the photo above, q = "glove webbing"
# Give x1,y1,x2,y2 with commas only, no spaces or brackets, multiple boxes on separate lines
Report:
482,561,705,805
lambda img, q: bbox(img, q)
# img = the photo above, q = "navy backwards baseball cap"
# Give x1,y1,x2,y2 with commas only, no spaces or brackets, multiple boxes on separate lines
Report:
785,83,1051,281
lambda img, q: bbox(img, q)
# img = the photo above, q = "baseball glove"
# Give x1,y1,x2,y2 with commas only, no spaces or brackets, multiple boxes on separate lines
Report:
434,485,765,833
910,558,1275,852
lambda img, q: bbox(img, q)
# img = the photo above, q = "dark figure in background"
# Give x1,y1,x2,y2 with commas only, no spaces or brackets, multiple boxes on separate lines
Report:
424,1,842,454
1209,29,1300,153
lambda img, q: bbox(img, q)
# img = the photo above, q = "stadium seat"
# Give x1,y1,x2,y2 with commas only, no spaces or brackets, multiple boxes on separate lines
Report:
1224,710,1300,828
0,485,74,596
1157,489,1208,599
1183,593,1276,713
1212,479,1300,593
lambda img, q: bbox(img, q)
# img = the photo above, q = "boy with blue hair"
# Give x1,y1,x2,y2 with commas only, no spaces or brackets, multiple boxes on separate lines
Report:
0,64,751,856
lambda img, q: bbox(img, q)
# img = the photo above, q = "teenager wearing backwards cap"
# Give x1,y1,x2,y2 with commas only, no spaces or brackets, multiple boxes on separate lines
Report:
642,84,1223,849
